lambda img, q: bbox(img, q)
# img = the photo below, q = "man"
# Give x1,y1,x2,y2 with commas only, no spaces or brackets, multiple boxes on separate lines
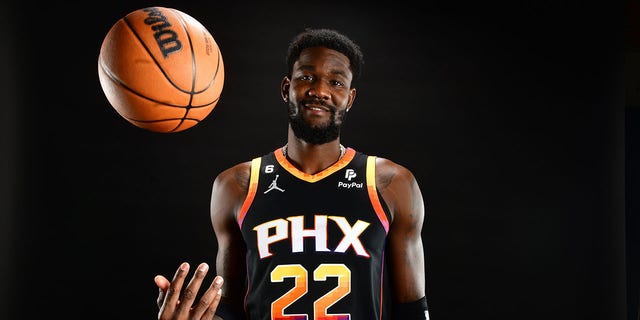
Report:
154,28,429,320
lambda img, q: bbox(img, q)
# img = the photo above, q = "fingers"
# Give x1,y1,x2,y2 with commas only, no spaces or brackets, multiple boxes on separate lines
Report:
161,262,191,317
157,262,224,320
193,275,224,319
175,262,210,315
155,275,171,289
155,275,170,308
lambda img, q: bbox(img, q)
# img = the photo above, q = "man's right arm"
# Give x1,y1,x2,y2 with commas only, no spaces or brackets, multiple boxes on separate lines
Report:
210,162,252,319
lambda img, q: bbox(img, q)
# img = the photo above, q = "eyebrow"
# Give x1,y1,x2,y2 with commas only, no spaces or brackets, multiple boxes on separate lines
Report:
297,64,349,78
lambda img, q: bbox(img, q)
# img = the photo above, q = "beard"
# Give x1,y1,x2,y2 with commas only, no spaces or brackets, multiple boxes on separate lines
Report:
287,100,347,145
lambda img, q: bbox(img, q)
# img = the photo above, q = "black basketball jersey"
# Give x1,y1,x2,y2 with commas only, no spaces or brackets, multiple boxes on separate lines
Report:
237,147,392,320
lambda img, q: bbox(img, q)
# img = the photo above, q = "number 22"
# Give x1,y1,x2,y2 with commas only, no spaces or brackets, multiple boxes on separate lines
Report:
270,263,351,320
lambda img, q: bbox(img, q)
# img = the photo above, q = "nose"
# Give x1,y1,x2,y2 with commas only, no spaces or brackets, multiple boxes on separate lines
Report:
307,81,330,100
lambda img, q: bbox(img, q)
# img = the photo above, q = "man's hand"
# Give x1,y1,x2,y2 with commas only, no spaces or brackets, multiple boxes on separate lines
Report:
155,262,224,320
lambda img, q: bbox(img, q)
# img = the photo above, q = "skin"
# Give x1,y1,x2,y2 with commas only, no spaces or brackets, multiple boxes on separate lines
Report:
154,262,224,320
155,46,426,318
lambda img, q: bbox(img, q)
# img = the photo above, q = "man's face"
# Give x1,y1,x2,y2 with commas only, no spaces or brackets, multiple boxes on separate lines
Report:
282,47,356,144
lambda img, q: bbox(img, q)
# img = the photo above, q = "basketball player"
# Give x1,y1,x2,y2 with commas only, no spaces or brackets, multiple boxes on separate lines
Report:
154,28,429,320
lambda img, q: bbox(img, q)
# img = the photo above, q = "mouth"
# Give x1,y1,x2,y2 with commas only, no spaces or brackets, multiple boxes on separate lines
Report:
304,105,329,113
302,100,332,112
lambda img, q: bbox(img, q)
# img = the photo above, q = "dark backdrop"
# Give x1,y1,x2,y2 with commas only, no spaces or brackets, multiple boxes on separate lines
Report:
1,1,634,320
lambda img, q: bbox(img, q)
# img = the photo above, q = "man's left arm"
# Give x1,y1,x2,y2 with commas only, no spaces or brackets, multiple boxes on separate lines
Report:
377,158,429,319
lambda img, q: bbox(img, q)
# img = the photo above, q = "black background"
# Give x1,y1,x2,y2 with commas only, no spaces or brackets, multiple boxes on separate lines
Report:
1,1,636,320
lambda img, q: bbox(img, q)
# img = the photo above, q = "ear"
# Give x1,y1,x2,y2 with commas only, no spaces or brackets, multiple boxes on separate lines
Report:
281,76,291,102
346,87,357,112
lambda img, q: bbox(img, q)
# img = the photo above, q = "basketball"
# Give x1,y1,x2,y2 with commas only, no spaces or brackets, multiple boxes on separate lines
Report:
98,7,224,133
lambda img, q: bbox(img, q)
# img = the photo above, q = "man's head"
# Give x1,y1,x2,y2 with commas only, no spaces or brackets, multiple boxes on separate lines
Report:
282,29,364,145
285,28,364,83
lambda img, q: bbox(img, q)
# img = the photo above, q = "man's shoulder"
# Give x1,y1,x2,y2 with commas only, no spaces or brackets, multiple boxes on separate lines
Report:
373,156,417,190
214,160,252,186
214,148,279,184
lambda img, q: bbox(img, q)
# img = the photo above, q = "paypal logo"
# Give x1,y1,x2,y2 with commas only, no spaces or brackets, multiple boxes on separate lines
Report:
345,169,356,181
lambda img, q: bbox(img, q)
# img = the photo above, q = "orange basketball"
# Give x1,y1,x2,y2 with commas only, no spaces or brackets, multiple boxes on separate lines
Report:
98,7,224,133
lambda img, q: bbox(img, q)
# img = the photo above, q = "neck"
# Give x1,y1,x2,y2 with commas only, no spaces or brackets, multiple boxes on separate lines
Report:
284,132,344,174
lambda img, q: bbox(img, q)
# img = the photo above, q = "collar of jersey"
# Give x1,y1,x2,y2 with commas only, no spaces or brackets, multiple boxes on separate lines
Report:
274,147,356,183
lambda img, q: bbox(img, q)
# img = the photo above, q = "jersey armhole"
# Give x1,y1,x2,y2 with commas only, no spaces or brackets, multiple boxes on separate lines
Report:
366,156,390,233
237,157,261,227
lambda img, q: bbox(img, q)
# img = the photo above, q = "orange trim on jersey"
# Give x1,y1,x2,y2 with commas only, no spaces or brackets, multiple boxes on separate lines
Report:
237,157,261,227
274,147,357,183
366,156,390,234
379,251,386,320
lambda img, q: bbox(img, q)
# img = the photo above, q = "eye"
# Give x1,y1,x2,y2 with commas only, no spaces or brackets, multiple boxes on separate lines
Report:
300,75,314,81
331,80,346,87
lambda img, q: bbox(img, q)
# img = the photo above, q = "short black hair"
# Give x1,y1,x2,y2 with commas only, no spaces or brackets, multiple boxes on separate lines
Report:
286,28,364,82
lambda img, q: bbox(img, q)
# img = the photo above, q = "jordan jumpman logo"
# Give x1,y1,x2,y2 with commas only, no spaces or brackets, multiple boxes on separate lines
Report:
264,174,285,193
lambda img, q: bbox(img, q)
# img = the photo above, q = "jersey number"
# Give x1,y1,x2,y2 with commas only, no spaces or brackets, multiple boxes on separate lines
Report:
270,263,351,320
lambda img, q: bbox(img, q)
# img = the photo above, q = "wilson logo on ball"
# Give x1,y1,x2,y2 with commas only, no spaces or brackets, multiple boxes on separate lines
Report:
143,7,182,58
